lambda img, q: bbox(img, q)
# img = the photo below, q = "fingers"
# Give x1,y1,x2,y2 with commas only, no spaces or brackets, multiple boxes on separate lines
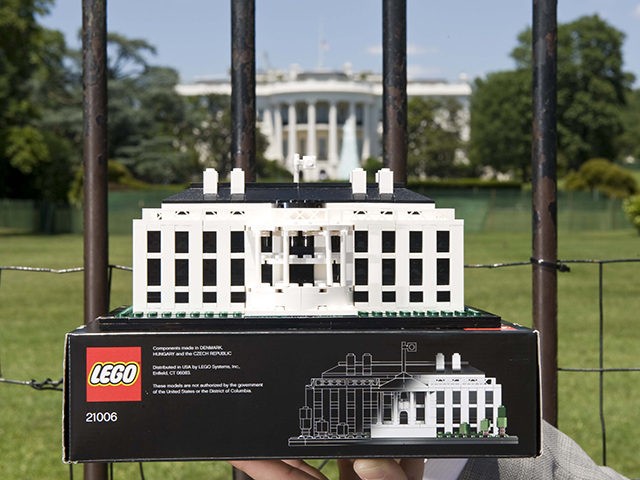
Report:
229,460,328,480
337,459,361,480
352,458,425,480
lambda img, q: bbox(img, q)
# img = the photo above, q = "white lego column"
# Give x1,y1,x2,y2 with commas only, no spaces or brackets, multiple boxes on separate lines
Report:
230,168,245,195
350,168,367,195
376,168,394,195
323,229,332,286
203,168,218,195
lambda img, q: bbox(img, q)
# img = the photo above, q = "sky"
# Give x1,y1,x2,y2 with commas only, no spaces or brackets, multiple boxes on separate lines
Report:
41,0,640,86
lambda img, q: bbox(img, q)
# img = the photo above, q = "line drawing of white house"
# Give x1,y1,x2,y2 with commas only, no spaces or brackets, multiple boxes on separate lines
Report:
289,342,514,446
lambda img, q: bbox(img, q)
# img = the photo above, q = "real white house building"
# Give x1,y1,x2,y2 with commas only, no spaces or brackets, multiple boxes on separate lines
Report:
177,67,471,180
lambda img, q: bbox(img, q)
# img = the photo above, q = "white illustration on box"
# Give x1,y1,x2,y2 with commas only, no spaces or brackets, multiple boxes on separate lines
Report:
289,342,517,445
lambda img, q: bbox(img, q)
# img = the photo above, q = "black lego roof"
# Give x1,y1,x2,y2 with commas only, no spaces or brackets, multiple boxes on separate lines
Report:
163,182,434,205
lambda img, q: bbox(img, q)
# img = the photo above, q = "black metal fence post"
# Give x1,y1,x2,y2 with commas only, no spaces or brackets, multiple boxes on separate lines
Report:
231,0,256,182
82,0,109,478
531,0,558,426
382,0,408,184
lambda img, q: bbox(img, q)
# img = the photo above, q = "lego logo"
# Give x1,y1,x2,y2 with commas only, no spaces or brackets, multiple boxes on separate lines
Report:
86,346,142,402
88,362,140,386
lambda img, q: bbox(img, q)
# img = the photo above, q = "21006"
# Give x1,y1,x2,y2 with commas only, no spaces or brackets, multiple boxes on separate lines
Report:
85,411,118,423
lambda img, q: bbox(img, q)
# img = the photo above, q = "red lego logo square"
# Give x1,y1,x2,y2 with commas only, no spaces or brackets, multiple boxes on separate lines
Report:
86,346,142,402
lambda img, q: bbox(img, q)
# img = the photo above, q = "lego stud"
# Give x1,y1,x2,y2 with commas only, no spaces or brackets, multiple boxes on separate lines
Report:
203,168,218,195
230,168,245,195
350,168,367,195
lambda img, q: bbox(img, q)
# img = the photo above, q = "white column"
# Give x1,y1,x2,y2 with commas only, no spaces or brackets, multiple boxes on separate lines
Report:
307,101,317,157
282,229,290,284
362,102,371,160
328,101,338,168
323,229,332,286
339,229,347,286
274,104,284,161
370,102,381,158
287,103,297,170
262,107,276,159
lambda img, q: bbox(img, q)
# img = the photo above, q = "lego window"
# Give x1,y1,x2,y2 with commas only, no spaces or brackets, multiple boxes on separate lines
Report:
230,231,245,253
290,231,314,257
485,407,493,421
399,411,409,425
437,230,450,253
409,231,422,253
261,264,273,284
175,292,189,303
353,291,368,302
453,407,461,424
147,291,160,303
416,407,425,422
175,231,189,253
332,263,340,283
290,264,314,286
415,392,425,404
410,291,423,303
382,259,395,285
354,231,368,252
469,407,477,424
382,291,396,302
203,292,217,303
230,292,246,303
437,259,450,285
147,259,160,286
175,259,189,286
469,391,477,404
147,231,161,253
453,391,461,404
437,291,451,302
436,391,444,404
203,231,217,253
203,259,217,286
436,407,444,424
410,259,422,285
354,259,368,285
331,235,341,253
230,259,245,286
261,233,273,252
381,231,395,253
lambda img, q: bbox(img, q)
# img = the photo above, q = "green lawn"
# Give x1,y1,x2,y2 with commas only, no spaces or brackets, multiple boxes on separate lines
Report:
0,230,639,479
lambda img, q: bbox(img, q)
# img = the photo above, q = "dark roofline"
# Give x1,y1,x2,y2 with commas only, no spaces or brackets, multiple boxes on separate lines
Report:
162,182,434,205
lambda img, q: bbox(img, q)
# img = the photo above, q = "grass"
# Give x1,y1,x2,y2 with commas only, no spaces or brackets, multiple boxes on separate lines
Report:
0,230,639,479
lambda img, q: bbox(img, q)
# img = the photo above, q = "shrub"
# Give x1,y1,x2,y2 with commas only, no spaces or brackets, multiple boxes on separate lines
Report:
623,195,640,234
564,158,638,199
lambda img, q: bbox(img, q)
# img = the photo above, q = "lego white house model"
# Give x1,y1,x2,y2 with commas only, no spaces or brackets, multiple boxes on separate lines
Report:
131,164,464,317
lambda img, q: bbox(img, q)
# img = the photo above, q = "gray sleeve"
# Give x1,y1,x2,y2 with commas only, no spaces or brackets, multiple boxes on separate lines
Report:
457,421,628,480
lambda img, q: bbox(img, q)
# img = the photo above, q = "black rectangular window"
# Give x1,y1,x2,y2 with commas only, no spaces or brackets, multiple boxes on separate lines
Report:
410,291,423,303
437,291,451,302
469,391,477,404
353,291,368,302
147,231,161,253
332,262,340,284
437,230,450,253
485,391,494,404
230,231,245,253
354,231,368,252
436,391,445,404
416,407,425,422
203,291,217,303
290,264,314,285
260,233,273,252
354,259,368,285
147,291,160,303
410,259,422,285
230,259,244,286
230,291,246,303
147,259,161,286
485,407,493,422
437,258,450,285
453,391,461,404
175,259,189,286
331,235,341,252
203,259,216,286
382,259,395,285
175,231,189,253
261,264,273,284
469,407,477,424
436,407,445,424
175,292,189,303
203,231,217,253
382,291,396,303
381,231,395,253
409,231,422,253
290,232,314,257
453,407,461,424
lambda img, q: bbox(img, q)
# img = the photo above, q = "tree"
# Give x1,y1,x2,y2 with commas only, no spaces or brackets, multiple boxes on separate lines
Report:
470,15,634,178
564,158,637,199
469,69,531,182
617,88,640,162
407,96,468,178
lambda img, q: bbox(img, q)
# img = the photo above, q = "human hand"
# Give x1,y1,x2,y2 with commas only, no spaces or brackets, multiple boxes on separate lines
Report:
229,458,425,480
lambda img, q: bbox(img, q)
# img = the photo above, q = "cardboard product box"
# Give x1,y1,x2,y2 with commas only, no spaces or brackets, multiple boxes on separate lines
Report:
63,319,540,462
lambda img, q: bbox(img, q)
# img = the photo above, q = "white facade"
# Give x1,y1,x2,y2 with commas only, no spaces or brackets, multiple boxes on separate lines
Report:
176,68,471,180
132,167,464,316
